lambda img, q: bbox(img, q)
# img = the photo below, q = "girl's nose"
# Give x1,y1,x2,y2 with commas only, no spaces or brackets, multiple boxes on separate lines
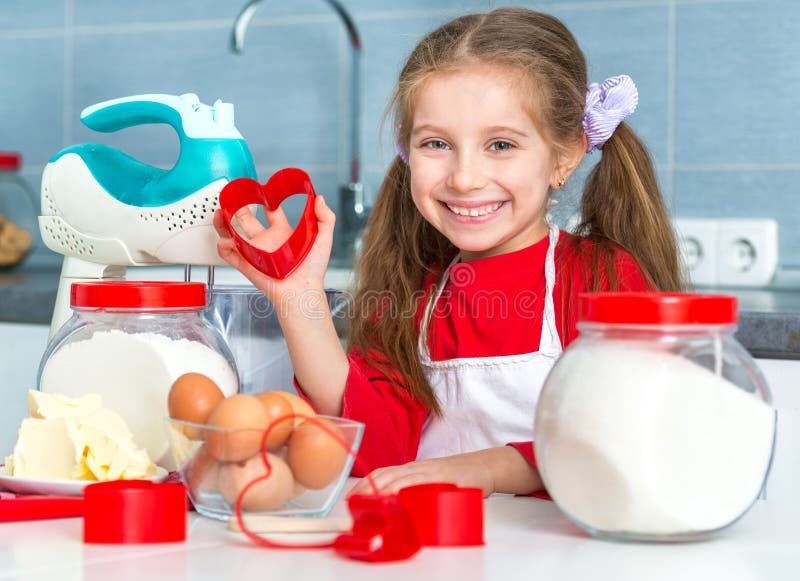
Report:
446,152,487,193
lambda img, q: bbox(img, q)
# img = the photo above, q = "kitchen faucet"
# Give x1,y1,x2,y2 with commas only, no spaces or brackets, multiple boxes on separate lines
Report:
230,0,368,266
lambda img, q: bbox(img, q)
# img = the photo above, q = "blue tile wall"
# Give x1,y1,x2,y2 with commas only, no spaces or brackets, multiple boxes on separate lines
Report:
673,0,800,267
675,0,799,165
1,0,798,269
0,36,65,165
73,0,243,26
0,0,64,30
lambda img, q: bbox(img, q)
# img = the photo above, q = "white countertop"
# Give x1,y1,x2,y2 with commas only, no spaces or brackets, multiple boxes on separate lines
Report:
1,491,797,581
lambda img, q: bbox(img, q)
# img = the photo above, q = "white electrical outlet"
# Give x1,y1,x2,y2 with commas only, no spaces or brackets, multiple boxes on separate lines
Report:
673,218,719,287
673,217,779,288
717,219,779,287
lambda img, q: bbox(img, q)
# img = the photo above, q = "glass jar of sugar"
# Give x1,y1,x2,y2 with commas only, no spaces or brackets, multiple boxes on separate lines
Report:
37,281,239,468
534,293,775,542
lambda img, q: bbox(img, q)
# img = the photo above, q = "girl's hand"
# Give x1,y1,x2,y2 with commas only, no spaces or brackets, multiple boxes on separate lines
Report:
213,195,336,302
348,447,545,498
348,453,497,497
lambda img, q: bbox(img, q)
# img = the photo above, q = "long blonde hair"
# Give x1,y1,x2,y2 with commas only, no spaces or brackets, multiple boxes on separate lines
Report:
347,8,682,414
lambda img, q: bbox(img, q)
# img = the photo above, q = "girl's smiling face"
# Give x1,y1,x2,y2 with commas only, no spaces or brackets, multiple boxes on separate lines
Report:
409,64,572,261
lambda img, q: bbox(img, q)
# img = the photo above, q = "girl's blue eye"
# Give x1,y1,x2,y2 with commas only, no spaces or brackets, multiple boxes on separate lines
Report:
489,141,514,152
425,140,449,150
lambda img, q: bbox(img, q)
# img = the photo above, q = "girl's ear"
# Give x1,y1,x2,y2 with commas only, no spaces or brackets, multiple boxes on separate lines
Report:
551,134,587,188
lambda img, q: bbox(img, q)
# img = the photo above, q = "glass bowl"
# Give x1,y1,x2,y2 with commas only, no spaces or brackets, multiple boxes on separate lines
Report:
165,415,364,521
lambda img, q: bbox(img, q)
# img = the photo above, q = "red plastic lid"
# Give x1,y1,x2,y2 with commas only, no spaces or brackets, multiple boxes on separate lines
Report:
0,152,21,170
579,292,738,325
70,281,206,309
83,480,187,544
397,483,484,547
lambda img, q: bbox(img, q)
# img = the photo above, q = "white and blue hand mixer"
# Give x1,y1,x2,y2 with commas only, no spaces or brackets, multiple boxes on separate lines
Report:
39,93,257,336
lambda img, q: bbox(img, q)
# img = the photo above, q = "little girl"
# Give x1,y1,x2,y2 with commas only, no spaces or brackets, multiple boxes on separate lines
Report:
214,7,682,497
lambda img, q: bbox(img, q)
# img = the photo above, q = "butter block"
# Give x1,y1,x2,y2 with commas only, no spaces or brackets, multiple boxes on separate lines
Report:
6,418,82,480
5,391,156,481
28,390,102,419
73,409,155,481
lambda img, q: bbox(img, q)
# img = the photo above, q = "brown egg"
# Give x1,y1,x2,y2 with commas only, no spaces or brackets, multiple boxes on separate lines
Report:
277,391,316,426
254,391,293,450
218,452,294,512
286,418,347,490
168,373,225,439
185,443,220,499
205,394,269,462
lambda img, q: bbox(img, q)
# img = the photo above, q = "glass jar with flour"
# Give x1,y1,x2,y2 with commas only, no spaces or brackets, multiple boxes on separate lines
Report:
37,281,239,468
534,293,775,542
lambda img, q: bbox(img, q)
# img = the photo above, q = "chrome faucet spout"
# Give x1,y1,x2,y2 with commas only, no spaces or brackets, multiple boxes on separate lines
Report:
323,0,362,186
230,0,262,54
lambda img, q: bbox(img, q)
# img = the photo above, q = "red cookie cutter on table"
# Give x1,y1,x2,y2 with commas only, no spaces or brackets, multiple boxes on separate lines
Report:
333,494,421,562
83,480,187,544
333,483,484,561
398,483,484,546
218,167,318,279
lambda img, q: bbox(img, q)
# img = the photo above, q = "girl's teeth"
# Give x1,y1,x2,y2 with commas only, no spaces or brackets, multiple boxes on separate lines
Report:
447,202,502,216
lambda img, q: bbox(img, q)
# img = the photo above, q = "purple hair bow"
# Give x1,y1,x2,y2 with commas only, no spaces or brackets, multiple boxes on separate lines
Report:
583,75,638,153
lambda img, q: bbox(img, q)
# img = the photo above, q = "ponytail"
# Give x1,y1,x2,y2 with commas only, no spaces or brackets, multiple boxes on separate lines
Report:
576,122,684,292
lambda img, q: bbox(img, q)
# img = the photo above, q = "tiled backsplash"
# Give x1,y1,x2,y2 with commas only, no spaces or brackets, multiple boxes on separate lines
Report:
1,0,797,268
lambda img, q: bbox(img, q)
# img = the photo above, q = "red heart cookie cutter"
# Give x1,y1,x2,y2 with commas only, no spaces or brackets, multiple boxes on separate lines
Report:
219,167,318,279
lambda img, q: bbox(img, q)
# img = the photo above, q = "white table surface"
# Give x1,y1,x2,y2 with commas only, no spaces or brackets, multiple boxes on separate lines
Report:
0,491,797,581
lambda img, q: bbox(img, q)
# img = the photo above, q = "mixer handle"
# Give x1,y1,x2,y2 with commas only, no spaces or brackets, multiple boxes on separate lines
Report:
80,94,242,141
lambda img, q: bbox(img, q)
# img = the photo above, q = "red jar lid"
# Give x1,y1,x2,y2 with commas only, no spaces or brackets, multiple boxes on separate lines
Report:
0,152,21,170
71,281,206,309
579,292,737,325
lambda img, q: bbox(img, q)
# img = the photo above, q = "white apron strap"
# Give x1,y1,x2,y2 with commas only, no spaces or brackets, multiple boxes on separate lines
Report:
418,254,460,364
539,223,561,355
